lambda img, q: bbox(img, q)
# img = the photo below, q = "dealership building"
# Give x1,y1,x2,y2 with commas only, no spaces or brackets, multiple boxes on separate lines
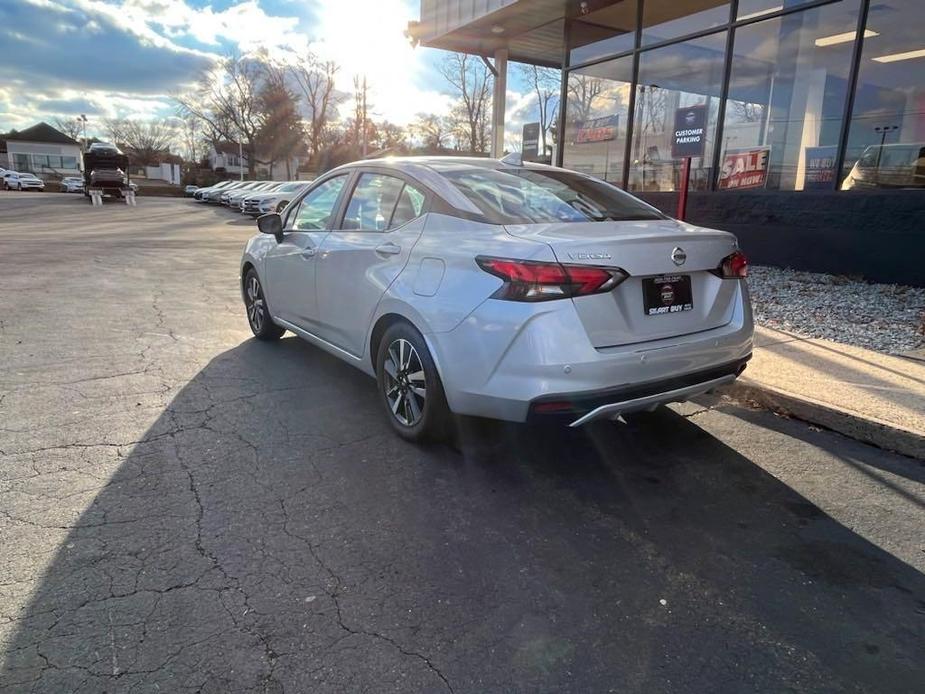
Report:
409,0,924,285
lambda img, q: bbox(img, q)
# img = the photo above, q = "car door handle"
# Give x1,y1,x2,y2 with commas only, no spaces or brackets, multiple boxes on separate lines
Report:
301,247,317,258
375,242,401,256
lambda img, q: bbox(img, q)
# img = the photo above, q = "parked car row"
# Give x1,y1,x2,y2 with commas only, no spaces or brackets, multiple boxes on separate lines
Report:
189,179,311,216
0,169,126,194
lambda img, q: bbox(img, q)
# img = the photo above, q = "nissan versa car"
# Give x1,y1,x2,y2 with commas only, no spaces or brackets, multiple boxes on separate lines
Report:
240,157,753,441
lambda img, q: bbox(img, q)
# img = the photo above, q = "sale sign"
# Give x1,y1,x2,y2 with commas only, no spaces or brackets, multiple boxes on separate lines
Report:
718,147,771,190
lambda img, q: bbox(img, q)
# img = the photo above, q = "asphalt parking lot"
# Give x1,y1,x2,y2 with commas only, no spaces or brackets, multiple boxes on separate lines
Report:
1,192,923,693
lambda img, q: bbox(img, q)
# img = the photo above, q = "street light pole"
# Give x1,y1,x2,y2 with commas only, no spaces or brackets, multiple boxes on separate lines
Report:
874,125,898,172
239,140,244,181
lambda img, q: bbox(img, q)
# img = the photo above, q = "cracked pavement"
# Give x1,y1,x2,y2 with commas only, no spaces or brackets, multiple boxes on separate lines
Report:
1,193,923,692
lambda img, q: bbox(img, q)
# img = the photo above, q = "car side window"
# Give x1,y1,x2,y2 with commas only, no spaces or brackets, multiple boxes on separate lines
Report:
288,176,348,231
341,173,417,232
389,183,426,229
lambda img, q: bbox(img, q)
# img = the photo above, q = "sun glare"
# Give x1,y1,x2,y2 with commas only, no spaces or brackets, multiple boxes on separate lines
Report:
315,0,450,124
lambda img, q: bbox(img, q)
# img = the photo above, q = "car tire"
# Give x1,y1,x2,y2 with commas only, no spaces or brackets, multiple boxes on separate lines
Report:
243,269,285,341
376,322,451,443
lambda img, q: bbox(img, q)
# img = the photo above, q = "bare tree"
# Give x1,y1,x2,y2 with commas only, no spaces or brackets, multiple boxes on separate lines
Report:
410,113,449,150
352,75,373,157
518,65,560,156
288,46,342,161
175,54,267,177
53,117,84,141
103,118,128,145
375,121,407,152
104,119,177,166
567,74,604,123
440,53,491,153
179,114,210,165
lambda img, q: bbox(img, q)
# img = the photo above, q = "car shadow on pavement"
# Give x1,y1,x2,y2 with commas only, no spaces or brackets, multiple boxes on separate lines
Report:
224,216,259,228
706,400,925,495
3,336,923,693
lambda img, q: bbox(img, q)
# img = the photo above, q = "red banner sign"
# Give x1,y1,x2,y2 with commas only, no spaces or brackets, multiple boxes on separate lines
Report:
574,115,619,144
718,147,771,190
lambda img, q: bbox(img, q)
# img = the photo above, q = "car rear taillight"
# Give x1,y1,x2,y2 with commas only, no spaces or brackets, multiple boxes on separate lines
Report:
712,251,748,279
476,256,628,302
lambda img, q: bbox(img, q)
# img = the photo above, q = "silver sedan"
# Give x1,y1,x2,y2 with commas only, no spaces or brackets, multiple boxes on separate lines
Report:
240,157,753,442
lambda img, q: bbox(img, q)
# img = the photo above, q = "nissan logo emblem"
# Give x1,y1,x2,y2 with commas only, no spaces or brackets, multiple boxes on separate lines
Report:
671,247,687,266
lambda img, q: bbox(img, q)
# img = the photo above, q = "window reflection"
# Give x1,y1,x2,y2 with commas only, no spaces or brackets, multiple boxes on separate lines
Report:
721,0,860,191
628,32,726,192
562,56,633,183
569,1,637,66
641,0,730,46
842,0,925,189
737,0,816,22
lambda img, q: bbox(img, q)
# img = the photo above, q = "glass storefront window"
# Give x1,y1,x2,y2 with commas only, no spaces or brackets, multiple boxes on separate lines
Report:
721,0,860,191
562,56,634,183
842,0,925,190
628,32,727,192
641,0,730,46
737,0,817,22
569,1,637,66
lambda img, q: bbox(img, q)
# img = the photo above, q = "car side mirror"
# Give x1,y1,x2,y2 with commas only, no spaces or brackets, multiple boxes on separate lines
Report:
257,213,284,242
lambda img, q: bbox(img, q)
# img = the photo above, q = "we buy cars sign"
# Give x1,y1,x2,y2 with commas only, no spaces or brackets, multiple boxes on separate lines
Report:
573,115,618,144
718,147,771,190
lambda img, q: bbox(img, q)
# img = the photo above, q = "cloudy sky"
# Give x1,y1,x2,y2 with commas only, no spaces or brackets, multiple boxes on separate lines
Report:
0,0,542,145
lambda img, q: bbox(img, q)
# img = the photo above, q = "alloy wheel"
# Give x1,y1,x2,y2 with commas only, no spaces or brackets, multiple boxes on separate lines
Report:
383,338,427,426
245,275,266,333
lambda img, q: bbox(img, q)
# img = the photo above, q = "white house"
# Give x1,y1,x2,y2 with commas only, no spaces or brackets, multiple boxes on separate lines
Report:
144,162,181,185
1,122,82,178
207,141,304,179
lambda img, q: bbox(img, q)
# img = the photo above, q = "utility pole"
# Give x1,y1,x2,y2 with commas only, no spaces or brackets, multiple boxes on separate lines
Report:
361,75,368,158
239,139,243,181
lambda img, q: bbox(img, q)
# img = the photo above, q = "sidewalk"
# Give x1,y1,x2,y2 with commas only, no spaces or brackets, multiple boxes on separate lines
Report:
721,326,925,460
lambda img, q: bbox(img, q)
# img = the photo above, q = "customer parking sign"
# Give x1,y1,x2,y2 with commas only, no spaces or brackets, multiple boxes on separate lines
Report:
671,105,707,158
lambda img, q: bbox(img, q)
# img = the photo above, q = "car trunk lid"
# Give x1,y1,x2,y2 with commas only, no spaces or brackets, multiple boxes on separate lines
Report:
505,220,742,348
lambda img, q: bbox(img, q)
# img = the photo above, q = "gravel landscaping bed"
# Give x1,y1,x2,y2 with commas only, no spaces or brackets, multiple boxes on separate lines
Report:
747,266,925,354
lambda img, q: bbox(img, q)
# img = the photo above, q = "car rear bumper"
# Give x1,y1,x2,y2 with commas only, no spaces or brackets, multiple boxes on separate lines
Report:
426,280,753,423
531,357,749,426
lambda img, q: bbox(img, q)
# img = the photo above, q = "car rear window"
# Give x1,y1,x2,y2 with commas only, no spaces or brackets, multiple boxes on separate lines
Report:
439,167,664,224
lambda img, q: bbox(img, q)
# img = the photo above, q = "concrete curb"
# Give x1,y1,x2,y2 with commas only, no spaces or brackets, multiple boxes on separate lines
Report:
720,379,925,461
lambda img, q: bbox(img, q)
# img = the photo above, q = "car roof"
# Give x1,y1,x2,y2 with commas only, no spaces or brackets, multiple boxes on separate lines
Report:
320,156,568,217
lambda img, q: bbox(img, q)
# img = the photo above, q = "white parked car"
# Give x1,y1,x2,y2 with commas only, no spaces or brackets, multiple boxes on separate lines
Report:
60,177,85,193
241,157,754,442
242,180,310,215
3,172,45,191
